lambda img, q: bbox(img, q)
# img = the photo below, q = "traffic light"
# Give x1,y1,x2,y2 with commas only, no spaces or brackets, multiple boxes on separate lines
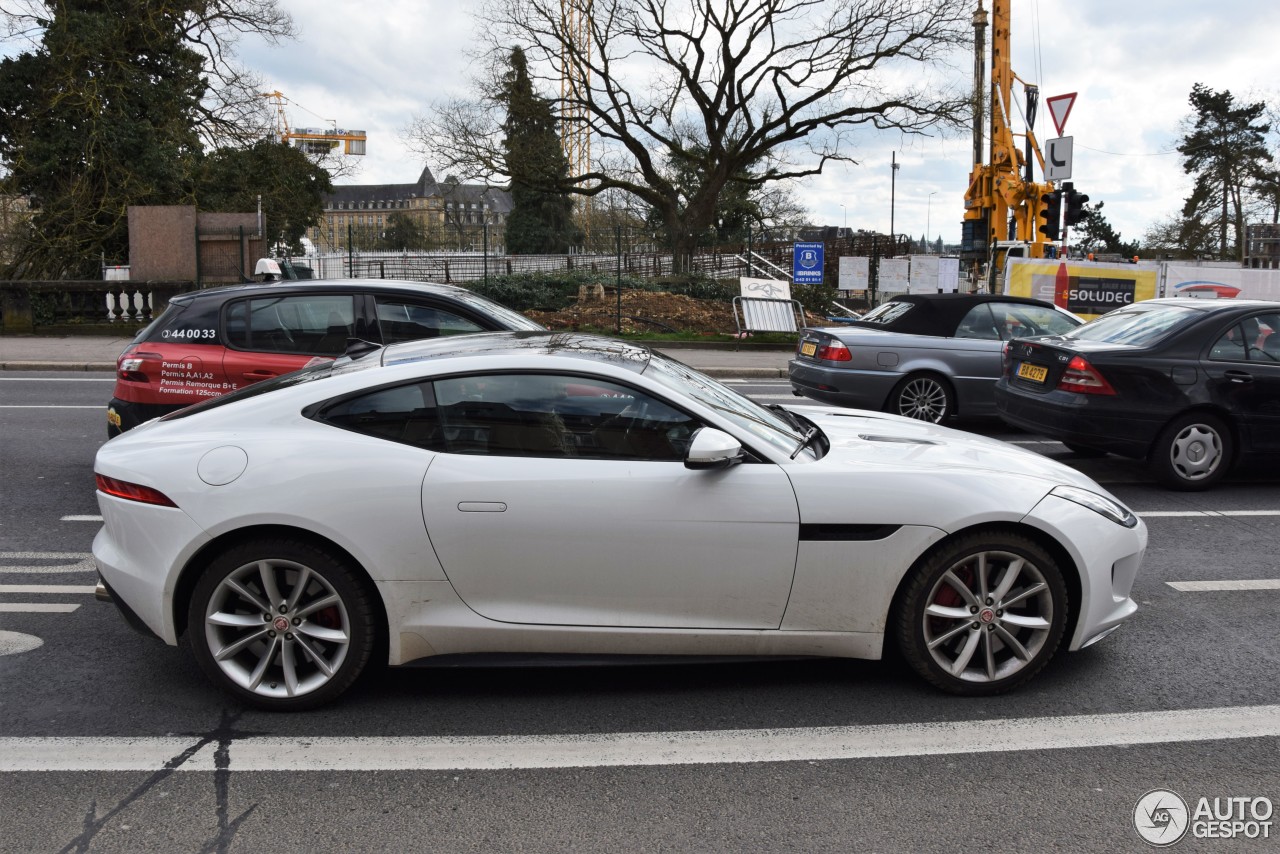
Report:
1064,183,1090,227
1039,189,1062,242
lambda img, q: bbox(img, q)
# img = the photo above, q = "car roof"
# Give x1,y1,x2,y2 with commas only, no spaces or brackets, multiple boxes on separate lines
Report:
846,292,1061,337
379,330,654,374
170,278,476,304
1136,298,1280,313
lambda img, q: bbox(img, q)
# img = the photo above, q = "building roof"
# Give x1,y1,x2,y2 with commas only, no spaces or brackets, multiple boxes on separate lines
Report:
325,165,511,212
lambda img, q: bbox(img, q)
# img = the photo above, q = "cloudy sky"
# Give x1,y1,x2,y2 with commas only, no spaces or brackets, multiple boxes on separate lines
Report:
8,1,1280,246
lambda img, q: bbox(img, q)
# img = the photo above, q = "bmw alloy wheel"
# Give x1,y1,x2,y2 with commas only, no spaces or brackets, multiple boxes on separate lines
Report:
893,375,951,423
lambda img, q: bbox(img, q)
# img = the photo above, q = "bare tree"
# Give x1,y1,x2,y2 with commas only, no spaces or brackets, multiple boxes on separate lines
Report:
409,0,970,268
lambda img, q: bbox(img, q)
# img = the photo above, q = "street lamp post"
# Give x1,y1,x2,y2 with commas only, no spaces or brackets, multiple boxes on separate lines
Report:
840,204,847,234
890,152,899,244
926,191,937,253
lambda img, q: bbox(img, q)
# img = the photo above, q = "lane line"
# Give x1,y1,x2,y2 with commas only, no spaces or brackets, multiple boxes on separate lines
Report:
0,405,103,410
0,585,97,595
1168,580,1280,592
1,705,1277,772
0,604,80,613
60,515,102,522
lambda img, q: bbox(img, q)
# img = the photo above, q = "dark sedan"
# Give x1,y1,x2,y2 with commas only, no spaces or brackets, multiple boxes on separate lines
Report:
995,298,1280,490
789,293,1080,422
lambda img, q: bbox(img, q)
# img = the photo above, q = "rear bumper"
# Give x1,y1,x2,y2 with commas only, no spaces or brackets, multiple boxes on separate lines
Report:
994,383,1158,458
95,575,163,641
788,360,898,410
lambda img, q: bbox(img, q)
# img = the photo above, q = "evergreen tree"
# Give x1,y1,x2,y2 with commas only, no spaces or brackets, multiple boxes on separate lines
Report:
194,140,333,254
500,47,581,254
1177,84,1272,260
0,1,206,277
1074,201,1138,256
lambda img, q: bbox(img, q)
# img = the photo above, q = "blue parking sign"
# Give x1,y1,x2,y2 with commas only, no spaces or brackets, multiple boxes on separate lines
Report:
793,242,824,285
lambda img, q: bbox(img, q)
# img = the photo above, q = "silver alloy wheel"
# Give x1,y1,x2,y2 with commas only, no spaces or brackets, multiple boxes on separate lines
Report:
896,377,949,422
1167,422,1223,482
921,550,1054,683
203,558,351,699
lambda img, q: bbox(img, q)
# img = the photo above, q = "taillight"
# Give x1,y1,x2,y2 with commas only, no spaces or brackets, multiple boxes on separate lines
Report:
117,348,160,383
95,474,177,507
1057,355,1116,395
816,340,852,362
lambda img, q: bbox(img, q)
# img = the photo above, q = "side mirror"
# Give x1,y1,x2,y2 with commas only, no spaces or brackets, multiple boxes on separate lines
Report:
685,428,743,470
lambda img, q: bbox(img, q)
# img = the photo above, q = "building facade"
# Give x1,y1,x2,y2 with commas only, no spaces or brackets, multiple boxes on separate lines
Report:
310,166,512,253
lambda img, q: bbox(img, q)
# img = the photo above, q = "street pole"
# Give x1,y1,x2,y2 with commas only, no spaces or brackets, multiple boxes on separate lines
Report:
840,204,847,234
890,152,900,250
927,191,937,253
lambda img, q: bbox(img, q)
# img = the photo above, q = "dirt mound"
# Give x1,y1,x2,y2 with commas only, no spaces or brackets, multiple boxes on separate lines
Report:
526,288,822,335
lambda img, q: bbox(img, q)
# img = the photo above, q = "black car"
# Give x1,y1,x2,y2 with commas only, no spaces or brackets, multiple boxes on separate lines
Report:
107,279,543,436
995,298,1280,490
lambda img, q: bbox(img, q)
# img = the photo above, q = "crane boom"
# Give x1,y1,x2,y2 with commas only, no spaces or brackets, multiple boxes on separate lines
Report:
962,0,1054,288
261,91,367,156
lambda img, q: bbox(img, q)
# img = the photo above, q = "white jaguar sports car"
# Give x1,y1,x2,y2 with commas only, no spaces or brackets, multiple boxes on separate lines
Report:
93,331,1146,710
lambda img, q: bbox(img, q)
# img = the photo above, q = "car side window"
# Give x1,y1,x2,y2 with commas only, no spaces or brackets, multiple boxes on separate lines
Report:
318,382,441,448
152,299,222,344
1212,313,1280,363
433,373,701,461
376,298,486,344
225,295,356,355
955,304,1000,340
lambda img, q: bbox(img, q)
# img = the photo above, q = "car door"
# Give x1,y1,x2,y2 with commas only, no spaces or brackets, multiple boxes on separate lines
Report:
1201,311,1280,454
222,293,357,389
419,372,801,629
371,294,490,344
945,303,1008,410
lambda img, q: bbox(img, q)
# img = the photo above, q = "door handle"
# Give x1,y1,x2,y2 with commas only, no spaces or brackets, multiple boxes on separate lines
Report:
458,502,507,513
242,370,278,382
1225,370,1253,384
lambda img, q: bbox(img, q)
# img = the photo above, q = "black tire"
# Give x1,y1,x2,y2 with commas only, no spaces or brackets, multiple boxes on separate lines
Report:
1149,412,1233,491
186,537,377,711
1063,442,1106,458
893,531,1068,696
888,373,954,423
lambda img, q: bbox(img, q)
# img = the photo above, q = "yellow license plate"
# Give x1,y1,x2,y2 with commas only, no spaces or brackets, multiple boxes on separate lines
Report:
1017,363,1048,383
107,407,122,428
800,341,817,357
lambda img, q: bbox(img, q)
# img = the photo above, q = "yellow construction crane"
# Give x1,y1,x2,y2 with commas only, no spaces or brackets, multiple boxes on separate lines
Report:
961,0,1054,287
261,91,367,156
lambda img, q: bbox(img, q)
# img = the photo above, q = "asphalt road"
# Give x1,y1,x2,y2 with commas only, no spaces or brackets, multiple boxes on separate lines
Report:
1,372,1278,853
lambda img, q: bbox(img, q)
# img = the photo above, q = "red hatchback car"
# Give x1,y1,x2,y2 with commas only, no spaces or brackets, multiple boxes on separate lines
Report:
107,279,543,436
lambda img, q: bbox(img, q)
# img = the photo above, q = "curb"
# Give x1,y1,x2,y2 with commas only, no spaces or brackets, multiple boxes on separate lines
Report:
2,361,116,372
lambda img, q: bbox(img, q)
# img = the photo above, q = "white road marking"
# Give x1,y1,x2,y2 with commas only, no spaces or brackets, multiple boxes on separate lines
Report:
0,405,103,410
1,705,1277,772
0,585,96,595
0,553,96,575
60,515,102,522
0,630,43,657
0,604,80,613
1167,580,1280,592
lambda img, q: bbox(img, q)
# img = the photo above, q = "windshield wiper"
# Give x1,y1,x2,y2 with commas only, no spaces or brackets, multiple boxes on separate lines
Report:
790,426,820,460
767,403,804,431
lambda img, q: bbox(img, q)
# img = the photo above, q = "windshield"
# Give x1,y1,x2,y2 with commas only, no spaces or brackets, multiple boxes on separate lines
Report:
1065,303,1199,346
859,300,914,325
643,353,816,459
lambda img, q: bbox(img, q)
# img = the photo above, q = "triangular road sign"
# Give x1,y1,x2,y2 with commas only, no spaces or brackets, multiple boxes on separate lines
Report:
1047,93,1077,138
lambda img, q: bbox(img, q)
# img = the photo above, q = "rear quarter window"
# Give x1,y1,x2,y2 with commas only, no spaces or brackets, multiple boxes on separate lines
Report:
151,299,223,344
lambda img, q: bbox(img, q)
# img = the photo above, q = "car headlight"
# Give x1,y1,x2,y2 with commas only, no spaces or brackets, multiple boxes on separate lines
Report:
1050,485,1138,528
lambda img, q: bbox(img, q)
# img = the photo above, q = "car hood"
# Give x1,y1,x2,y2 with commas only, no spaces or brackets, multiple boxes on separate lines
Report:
789,404,1111,496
